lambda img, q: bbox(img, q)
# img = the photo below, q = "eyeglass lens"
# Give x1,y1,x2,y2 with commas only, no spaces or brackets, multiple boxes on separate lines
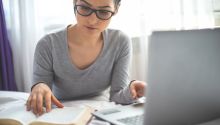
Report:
75,5,114,20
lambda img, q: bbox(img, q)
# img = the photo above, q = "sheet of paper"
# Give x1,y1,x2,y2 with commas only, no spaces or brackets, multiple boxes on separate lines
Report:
62,100,117,110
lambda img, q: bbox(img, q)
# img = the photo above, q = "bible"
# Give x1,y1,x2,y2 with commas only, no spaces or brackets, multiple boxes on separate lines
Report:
0,98,94,125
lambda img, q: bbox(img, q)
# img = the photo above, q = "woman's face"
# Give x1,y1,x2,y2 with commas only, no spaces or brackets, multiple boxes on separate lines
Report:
74,0,116,35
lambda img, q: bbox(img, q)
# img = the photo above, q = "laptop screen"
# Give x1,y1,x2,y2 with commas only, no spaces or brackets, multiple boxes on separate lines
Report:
145,28,220,125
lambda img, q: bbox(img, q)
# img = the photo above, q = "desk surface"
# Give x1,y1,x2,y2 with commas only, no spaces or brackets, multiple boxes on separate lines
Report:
1,91,220,125
0,90,117,110
0,91,29,100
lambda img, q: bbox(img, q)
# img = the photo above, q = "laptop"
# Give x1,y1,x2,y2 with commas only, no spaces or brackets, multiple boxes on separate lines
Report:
92,98,145,125
93,28,220,125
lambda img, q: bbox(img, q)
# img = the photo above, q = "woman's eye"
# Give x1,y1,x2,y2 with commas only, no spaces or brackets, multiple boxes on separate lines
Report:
98,10,111,16
80,6,91,11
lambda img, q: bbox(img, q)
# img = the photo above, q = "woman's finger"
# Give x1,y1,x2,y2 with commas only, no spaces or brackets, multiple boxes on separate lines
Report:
51,94,64,108
130,84,137,99
26,95,32,111
37,93,43,115
45,92,52,113
137,89,144,97
31,94,37,115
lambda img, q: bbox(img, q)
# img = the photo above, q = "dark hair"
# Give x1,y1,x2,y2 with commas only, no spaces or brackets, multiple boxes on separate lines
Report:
73,0,121,7
114,0,121,6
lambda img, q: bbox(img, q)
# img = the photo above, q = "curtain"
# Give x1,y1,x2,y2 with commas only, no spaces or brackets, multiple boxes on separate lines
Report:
110,0,214,82
125,0,215,82
3,0,43,92
3,0,73,92
0,0,17,90
3,0,215,91
142,0,215,31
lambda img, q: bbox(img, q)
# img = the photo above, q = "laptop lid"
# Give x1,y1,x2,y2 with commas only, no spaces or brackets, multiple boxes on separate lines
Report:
144,28,220,125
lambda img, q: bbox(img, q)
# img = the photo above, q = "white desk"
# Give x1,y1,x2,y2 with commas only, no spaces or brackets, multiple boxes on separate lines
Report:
1,91,220,125
0,90,116,109
0,91,29,101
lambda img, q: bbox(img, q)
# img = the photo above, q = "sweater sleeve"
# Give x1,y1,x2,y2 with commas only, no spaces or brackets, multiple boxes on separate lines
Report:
32,35,54,89
109,33,135,104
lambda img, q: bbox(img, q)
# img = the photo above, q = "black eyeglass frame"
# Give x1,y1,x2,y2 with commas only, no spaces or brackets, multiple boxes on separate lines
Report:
74,5,115,20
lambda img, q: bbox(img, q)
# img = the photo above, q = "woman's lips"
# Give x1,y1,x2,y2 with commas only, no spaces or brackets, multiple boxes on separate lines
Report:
86,26,97,30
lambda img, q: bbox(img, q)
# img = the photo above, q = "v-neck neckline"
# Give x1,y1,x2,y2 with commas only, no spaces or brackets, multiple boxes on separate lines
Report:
64,27,107,72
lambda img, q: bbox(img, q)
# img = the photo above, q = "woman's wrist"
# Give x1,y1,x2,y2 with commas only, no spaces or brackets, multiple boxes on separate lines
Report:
31,82,46,91
129,80,136,86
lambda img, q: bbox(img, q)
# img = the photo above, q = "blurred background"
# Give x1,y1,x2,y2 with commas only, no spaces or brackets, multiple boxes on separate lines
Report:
1,0,220,92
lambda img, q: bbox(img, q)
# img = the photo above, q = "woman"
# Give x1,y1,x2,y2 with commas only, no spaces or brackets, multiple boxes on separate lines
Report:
26,0,146,115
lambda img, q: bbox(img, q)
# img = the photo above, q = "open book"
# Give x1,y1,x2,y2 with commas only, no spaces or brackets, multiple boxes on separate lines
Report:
0,97,94,125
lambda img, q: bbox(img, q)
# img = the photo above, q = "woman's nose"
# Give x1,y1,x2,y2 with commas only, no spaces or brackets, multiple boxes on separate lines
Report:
87,12,98,25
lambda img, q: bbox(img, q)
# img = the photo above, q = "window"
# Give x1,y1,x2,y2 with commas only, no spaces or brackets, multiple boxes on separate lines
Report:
34,0,75,34
213,0,220,26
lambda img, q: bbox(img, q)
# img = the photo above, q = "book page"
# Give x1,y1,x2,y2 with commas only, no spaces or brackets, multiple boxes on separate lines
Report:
62,100,117,110
0,101,36,125
31,106,92,125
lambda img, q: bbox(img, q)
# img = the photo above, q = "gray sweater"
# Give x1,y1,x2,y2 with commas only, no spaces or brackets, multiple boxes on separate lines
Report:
33,28,134,104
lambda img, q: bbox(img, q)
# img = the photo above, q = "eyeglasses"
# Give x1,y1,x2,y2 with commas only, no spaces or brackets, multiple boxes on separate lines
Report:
74,5,115,20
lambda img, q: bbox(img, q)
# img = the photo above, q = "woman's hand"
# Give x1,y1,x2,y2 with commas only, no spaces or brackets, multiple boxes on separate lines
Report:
26,83,64,115
130,80,147,99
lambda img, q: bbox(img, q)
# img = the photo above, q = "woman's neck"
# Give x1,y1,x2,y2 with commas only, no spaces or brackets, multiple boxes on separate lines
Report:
68,25,103,46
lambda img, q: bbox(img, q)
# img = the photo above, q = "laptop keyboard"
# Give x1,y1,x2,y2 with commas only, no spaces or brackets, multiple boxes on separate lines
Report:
117,114,144,125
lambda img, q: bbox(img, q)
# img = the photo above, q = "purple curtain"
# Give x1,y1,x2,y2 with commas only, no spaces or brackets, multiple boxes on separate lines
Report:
0,0,17,91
